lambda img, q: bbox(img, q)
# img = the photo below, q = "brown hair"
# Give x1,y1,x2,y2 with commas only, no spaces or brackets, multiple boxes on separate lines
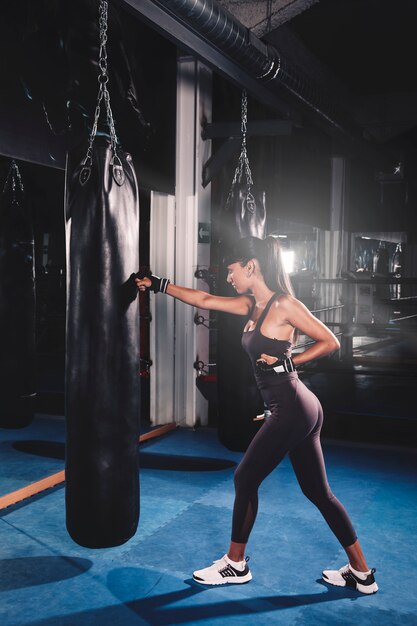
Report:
225,236,298,342
225,236,295,297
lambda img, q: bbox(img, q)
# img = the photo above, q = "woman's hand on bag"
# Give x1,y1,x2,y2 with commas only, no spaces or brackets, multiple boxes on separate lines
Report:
135,276,151,291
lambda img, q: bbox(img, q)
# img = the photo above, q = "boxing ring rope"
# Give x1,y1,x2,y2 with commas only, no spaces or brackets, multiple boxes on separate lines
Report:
389,313,417,322
0,423,177,511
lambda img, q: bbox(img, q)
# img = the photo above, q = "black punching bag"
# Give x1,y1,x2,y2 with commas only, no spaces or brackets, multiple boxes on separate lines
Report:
64,139,140,548
0,161,36,428
216,94,267,451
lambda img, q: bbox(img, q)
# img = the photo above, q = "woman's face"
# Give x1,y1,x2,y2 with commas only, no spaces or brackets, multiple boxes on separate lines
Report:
226,262,249,294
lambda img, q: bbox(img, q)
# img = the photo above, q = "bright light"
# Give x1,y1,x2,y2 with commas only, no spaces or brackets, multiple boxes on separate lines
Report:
361,236,371,240
282,250,295,274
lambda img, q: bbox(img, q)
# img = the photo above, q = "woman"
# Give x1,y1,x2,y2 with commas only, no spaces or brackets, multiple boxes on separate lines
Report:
135,236,378,594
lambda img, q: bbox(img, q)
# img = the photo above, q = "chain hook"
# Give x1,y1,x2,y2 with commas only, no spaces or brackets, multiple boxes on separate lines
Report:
79,0,123,186
226,89,254,208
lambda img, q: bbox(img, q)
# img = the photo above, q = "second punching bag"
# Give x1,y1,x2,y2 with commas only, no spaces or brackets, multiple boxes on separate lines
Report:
0,161,36,428
216,91,266,451
64,0,140,548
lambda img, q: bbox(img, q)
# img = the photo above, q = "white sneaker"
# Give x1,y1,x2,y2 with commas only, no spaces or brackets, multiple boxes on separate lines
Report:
322,563,378,594
193,554,252,585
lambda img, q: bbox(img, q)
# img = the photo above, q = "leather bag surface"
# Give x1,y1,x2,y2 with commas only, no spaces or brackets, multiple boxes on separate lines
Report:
65,140,140,547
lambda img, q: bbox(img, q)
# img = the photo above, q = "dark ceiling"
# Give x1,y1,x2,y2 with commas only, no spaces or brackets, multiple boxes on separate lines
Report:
267,0,417,153
289,0,417,96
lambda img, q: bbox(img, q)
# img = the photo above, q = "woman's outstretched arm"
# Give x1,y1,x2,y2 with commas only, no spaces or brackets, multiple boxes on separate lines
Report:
135,276,253,316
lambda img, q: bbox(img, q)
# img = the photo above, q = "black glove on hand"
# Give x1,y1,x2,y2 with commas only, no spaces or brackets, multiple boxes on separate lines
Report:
256,357,296,374
135,270,170,294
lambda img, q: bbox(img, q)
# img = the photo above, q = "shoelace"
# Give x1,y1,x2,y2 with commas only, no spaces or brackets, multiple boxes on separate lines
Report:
341,568,355,581
213,555,249,572
208,557,234,576
215,557,240,574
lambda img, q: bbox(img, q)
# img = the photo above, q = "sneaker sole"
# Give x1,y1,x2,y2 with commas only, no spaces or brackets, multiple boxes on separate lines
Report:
322,575,378,594
193,572,252,585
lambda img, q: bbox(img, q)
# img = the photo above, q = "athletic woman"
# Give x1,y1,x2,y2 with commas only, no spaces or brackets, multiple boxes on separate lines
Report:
135,236,378,594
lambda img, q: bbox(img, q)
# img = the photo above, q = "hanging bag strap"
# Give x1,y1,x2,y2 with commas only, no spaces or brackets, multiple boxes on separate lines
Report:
79,0,125,187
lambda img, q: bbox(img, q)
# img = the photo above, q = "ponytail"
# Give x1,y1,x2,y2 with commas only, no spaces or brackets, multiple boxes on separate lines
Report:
263,237,298,343
262,236,295,297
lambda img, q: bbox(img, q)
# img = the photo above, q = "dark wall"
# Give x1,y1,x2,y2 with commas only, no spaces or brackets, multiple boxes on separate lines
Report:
348,156,417,233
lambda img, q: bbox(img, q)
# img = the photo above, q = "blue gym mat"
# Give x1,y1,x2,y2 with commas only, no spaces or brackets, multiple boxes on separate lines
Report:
1,417,416,625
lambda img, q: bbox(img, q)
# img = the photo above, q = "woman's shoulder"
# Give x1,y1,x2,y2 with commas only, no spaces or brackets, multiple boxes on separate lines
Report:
273,293,312,321
272,293,306,316
274,293,297,308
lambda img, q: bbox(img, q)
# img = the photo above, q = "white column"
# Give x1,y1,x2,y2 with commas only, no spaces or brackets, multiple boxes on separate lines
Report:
149,59,212,427
174,57,212,427
329,156,349,277
316,157,350,352
149,192,176,425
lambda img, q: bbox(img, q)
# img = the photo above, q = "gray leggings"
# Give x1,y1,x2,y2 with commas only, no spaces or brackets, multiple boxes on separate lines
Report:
232,375,357,548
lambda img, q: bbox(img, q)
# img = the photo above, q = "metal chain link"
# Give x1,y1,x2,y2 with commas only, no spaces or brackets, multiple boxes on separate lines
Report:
3,160,24,197
82,0,120,167
42,101,71,136
231,89,253,188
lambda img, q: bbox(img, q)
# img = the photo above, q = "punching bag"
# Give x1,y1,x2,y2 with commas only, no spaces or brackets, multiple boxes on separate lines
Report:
65,139,140,548
0,161,36,428
217,91,266,451
64,0,140,548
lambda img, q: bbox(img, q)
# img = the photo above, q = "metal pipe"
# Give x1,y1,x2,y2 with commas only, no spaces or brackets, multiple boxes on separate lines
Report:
120,0,393,163
119,0,394,164
149,0,362,139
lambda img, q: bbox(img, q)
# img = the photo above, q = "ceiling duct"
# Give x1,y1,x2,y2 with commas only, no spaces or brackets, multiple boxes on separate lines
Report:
165,0,353,132
121,0,392,164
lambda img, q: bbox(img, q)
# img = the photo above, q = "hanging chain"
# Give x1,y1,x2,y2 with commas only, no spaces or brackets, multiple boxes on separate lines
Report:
83,0,120,168
231,89,253,188
3,160,24,198
225,89,256,212
42,101,71,136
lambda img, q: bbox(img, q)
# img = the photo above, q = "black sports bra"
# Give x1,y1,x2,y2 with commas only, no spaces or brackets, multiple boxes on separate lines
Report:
241,294,292,368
